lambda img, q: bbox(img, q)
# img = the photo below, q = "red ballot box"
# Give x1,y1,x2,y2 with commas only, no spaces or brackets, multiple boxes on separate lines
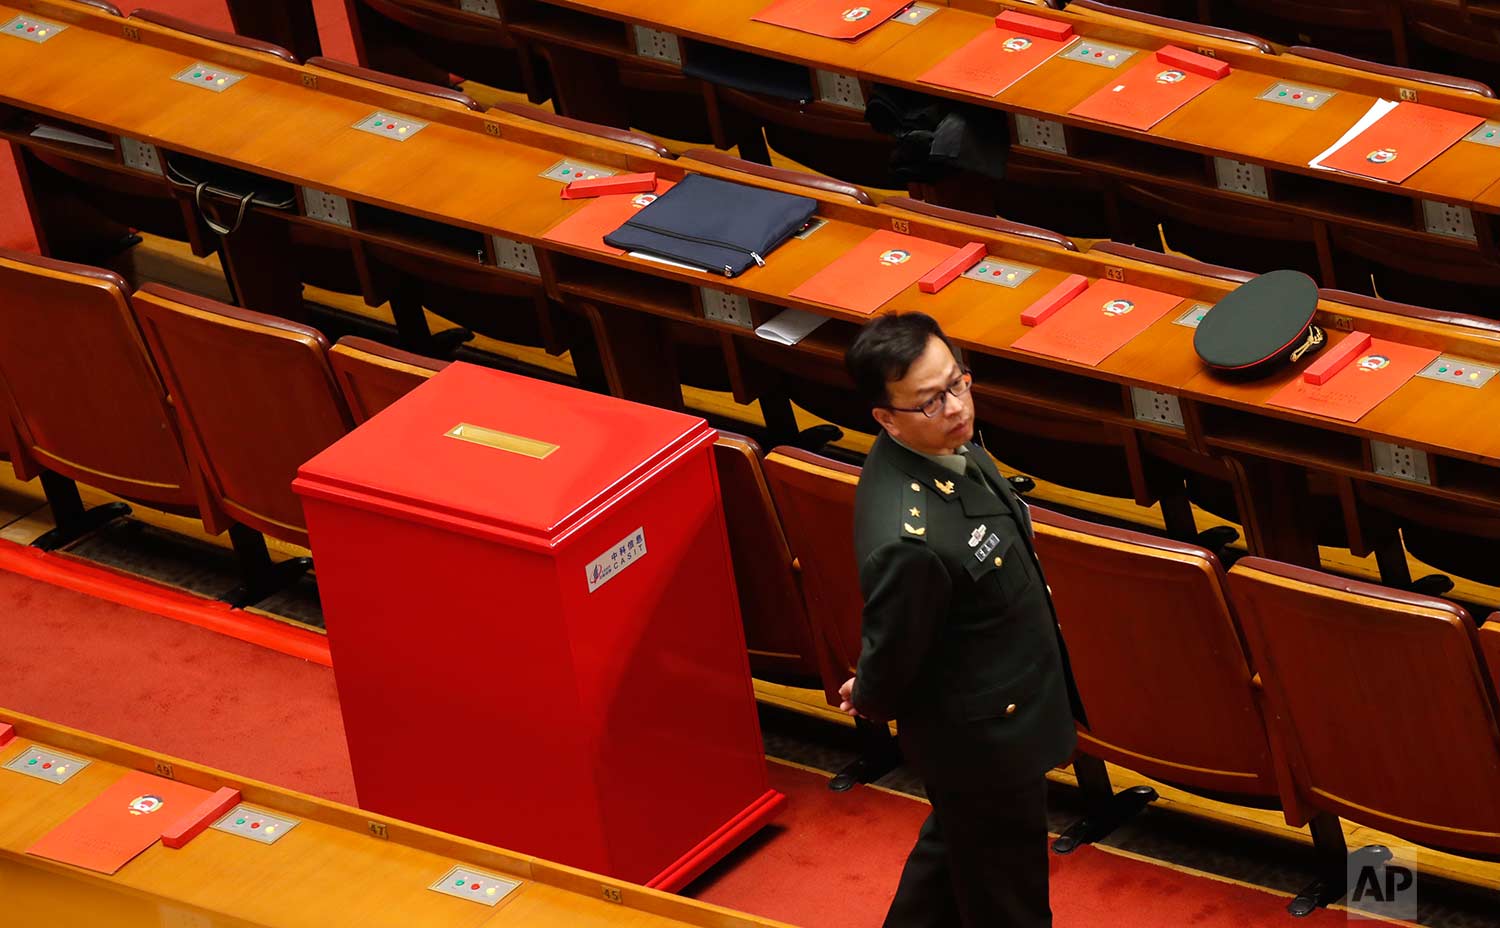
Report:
293,363,782,890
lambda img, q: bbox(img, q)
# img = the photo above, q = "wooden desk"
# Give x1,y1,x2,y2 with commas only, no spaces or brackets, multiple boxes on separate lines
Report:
0,710,790,927
5,0,1500,567
512,0,1500,266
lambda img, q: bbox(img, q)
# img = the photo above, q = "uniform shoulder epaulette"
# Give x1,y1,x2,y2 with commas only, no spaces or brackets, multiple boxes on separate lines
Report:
900,479,927,543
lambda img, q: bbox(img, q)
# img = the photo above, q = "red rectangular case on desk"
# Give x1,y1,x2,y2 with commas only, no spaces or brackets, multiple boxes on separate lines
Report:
293,363,782,891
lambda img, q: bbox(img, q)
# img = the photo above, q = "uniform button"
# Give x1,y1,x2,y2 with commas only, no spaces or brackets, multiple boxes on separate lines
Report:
1005,703,1018,716
993,556,1004,567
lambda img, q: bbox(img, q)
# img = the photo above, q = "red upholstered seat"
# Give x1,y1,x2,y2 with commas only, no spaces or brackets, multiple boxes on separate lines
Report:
329,336,447,425
1031,508,1278,800
1230,557,1500,859
131,284,354,549
0,250,203,517
761,446,864,706
714,432,825,688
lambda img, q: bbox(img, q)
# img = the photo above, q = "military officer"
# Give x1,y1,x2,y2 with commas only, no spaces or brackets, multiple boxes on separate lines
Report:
839,312,1083,928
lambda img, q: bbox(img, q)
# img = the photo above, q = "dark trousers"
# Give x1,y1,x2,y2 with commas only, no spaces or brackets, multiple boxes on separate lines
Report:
882,776,1052,928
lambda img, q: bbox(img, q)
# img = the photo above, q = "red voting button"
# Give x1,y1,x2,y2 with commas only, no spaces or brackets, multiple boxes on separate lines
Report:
470,883,481,891
42,762,52,769
250,822,260,829
1455,369,1465,376
27,26,36,32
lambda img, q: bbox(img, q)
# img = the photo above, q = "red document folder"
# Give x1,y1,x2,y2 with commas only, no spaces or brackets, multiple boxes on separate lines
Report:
1010,280,1182,366
1068,51,1216,131
751,0,910,39
1317,103,1482,184
28,771,211,874
543,178,676,256
919,25,1073,97
1267,339,1438,422
790,230,957,314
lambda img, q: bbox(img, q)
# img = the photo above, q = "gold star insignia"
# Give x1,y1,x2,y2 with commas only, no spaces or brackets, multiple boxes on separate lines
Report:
903,522,926,536
935,480,955,495
909,507,921,517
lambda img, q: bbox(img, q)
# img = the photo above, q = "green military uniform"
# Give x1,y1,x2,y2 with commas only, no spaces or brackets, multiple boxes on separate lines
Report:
851,431,1082,928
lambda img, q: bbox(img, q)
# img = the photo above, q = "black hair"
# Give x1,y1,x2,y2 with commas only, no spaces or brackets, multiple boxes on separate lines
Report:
844,312,958,408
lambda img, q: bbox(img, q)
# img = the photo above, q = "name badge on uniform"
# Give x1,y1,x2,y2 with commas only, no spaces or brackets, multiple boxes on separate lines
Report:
974,533,1001,562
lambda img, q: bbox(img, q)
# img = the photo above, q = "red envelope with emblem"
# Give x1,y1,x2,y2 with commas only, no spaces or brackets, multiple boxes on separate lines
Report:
1317,103,1481,184
751,0,911,39
919,25,1073,97
790,230,958,314
28,770,212,874
1267,339,1439,422
543,178,676,256
1011,280,1183,366
1068,53,1216,131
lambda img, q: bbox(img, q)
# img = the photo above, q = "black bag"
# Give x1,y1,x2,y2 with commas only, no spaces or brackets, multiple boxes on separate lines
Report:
682,40,813,102
864,83,1010,184
164,152,296,236
603,174,817,277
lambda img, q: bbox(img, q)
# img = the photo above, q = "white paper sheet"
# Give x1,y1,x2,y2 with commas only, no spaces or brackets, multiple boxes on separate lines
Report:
30,124,114,152
1308,98,1399,173
755,307,829,346
628,251,707,273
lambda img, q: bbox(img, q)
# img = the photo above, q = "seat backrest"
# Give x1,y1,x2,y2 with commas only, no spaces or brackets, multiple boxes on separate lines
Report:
1229,557,1500,855
1401,0,1500,65
1069,0,1276,53
1031,508,1277,798
1483,613,1500,697
681,149,872,204
1318,288,1500,335
354,0,517,46
0,250,199,512
306,57,484,110
131,284,354,547
328,336,447,425
713,432,824,687
762,447,864,704
488,102,674,158
1088,241,1258,283
886,197,1078,252
1287,45,1497,97
129,9,300,63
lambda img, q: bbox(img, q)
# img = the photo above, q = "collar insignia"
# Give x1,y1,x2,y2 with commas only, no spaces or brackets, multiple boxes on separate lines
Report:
903,522,926,537
934,479,955,496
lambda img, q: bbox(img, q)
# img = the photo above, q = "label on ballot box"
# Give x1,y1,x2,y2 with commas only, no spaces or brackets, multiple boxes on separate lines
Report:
585,527,648,593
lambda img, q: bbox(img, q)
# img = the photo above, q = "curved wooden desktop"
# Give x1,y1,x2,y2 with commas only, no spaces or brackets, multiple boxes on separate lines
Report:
3,0,1500,569
503,0,1500,257
0,709,791,927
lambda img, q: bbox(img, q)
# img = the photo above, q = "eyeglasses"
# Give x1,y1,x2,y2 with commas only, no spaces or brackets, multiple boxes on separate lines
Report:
884,369,973,418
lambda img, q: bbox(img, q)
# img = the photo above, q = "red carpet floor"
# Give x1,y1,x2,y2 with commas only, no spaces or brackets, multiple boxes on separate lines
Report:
0,0,357,254
0,562,1365,927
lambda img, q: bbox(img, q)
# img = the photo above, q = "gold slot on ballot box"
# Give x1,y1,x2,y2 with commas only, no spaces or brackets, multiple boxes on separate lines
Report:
445,423,558,459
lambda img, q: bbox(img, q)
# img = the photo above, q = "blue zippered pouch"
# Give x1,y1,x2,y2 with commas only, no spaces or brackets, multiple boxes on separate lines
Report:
603,174,818,277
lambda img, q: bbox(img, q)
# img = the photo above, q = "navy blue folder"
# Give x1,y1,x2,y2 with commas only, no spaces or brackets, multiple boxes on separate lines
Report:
603,174,817,277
